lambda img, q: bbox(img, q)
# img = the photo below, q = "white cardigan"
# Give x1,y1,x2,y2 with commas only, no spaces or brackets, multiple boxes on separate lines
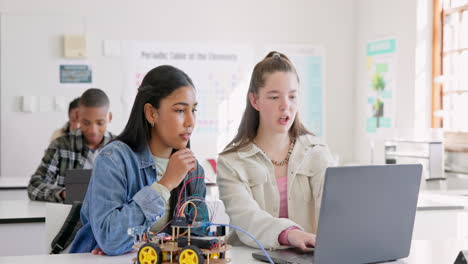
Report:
216,134,335,249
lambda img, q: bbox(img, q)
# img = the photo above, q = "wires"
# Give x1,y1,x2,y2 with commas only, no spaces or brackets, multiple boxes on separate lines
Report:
205,223,274,264
152,172,274,263
178,200,199,229
174,176,207,220
153,219,174,235
175,173,216,213
176,176,205,210
185,199,210,222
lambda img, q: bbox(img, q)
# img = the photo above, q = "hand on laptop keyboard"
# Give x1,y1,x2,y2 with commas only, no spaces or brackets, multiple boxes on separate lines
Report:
287,229,316,251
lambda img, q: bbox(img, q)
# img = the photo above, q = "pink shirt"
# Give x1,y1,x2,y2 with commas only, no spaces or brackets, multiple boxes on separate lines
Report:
276,176,288,218
276,175,301,245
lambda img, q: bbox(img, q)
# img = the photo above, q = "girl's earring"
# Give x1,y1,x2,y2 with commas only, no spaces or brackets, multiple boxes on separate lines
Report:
150,122,155,128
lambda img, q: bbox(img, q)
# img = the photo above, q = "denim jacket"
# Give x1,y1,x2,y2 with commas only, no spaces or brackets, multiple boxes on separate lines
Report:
69,140,206,255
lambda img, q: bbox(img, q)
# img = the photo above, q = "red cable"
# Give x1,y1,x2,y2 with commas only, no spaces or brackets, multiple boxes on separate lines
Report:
176,176,205,214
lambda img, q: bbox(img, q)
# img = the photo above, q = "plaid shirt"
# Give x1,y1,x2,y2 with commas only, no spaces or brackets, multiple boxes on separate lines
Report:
28,129,114,202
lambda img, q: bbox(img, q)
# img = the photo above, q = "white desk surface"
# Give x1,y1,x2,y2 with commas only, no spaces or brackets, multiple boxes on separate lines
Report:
0,240,467,264
0,192,462,222
0,176,28,189
0,200,46,223
417,192,467,211
0,191,464,222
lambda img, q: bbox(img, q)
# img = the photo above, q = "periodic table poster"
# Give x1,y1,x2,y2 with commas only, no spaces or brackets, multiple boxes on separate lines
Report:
125,42,254,159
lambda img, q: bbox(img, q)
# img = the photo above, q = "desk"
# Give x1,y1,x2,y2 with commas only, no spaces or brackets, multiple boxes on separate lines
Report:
417,192,465,211
413,192,468,240
0,193,466,257
0,200,46,223
0,200,47,256
0,176,29,188
0,177,29,200
0,240,467,263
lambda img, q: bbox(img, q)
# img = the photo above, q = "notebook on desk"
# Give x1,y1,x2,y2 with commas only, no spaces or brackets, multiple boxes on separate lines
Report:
64,169,92,204
252,164,422,264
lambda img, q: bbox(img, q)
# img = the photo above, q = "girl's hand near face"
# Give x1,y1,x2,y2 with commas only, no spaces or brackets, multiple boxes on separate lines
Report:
158,148,196,191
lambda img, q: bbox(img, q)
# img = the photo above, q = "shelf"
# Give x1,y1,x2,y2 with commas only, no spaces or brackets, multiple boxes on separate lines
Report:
384,139,444,180
384,139,442,144
385,152,430,159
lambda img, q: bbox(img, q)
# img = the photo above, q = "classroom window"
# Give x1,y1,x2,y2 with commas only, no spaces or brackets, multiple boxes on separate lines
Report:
433,0,468,131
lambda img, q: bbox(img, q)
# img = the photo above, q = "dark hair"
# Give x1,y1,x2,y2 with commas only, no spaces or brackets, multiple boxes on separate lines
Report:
116,65,194,152
68,97,80,114
221,51,312,154
79,88,110,108
116,65,196,227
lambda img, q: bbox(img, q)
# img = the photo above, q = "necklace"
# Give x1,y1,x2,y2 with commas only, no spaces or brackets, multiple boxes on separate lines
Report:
253,138,295,166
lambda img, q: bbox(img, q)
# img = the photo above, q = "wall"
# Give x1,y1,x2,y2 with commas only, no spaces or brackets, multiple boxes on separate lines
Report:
353,0,434,164
0,0,356,179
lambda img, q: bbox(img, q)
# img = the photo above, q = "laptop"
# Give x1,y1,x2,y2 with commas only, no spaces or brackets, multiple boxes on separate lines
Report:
64,169,92,204
252,164,422,264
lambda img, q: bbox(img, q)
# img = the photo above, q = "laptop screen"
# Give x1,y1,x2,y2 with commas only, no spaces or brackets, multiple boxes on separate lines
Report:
64,169,92,204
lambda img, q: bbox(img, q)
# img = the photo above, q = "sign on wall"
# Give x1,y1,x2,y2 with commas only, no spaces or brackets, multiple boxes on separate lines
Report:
59,64,92,83
366,38,397,133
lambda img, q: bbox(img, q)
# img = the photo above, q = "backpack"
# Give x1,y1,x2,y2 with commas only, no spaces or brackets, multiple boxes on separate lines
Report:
50,201,83,254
